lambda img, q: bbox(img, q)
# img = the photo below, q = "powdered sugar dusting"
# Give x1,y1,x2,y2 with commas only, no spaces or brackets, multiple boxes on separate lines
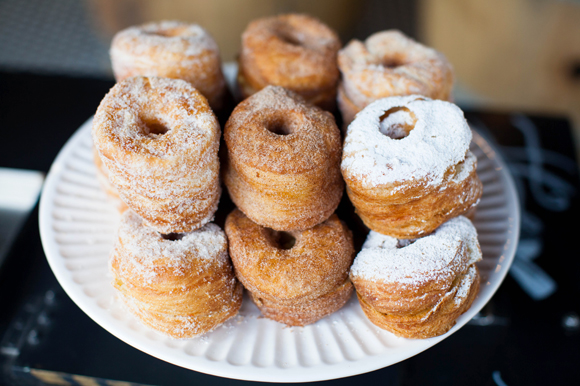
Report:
350,216,481,285
342,95,471,188
454,265,478,305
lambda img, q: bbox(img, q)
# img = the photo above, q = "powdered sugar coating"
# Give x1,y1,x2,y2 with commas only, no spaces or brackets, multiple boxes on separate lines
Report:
342,95,472,189
453,265,478,306
350,216,482,285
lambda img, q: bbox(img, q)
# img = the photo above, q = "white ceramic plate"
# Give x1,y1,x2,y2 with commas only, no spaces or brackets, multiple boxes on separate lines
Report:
39,118,519,383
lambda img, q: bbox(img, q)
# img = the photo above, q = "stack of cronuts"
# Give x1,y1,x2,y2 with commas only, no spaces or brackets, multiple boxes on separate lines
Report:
92,14,483,340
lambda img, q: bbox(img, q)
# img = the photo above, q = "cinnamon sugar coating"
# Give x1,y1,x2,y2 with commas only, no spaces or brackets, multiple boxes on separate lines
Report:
238,14,341,110
224,86,343,231
338,30,453,128
92,76,221,234
111,21,227,110
342,95,482,238
110,211,242,338
225,209,354,326
350,216,482,338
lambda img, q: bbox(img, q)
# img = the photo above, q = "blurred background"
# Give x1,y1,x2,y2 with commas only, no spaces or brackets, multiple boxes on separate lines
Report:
1,0,579,147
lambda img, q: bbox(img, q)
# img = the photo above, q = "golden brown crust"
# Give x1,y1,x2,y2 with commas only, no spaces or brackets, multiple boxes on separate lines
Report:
110,211,242,338
110,21,226,110
238,13,341,109
357,266,480,339
92,76,221,234
224,86,343,231
225,209,355,326
338,30,453,127
345,162,482,238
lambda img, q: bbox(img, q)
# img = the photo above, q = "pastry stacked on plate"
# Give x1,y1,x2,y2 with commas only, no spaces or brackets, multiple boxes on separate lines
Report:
223,85,355,326
225,14,360,327
92,22,241,339
92,15,484,339
332,26,482,339
342,95,483,338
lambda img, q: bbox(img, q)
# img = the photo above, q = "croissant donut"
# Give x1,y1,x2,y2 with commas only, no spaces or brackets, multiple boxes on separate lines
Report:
92,76,221,234
93,147,128,213
238,14,341,110
110,20,227,110
225,209,354,326
341,95,482,238
224,86,343,231
350,216,481,339
338,30,453,128
110,211,243,338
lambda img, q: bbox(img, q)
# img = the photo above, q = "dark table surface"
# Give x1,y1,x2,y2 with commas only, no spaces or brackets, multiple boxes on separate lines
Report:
1,71,579,386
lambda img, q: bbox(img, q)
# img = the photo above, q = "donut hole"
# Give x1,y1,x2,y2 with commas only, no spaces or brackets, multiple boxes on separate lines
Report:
266,115,294,136
161,232,184,241
151,26,189,38
267,229,297,250
276,28,303,47
379,107,417,139
381,57,407,69
396,239,416,248
141,117,170,137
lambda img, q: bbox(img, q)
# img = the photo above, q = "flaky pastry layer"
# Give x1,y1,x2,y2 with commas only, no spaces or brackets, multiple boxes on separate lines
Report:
224,86,343,231
93,76,221,234
358,266,480,339
225,209,355,326
346,155,482,238
251,279,353,327
342,96,482,238
110,211,242,339
93,147,128,213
